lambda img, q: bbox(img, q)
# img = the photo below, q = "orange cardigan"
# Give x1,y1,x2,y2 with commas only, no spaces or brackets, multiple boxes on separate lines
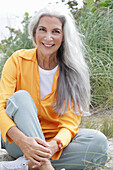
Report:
0,48,81,160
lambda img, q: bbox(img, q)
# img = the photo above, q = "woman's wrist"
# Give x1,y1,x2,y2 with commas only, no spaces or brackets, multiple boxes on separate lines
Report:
47,139,59,156
53,138,63,151
50,140,59,152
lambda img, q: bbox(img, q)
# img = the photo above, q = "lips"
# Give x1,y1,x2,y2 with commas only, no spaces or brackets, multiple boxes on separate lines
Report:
42,42,55,47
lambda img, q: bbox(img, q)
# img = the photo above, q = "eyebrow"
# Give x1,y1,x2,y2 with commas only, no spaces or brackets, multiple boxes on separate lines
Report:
38,26,45,28
38,26,62,31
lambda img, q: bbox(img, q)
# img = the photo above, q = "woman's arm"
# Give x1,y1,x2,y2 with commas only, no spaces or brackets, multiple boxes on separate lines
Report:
51,110,81,160
0,53,59,166
0,56,17,142
7,126,52,166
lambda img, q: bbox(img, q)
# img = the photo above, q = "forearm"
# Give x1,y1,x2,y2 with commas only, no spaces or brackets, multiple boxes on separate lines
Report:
6,126,27,146
7,126,51,166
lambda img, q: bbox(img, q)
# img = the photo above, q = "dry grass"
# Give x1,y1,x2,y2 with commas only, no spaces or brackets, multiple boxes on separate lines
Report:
80,109,113,138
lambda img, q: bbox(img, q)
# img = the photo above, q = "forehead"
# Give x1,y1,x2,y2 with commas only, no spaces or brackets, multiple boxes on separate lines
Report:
38,16,63,29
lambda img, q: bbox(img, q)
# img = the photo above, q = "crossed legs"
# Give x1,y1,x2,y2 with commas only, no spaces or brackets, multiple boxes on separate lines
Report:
1,90,108,170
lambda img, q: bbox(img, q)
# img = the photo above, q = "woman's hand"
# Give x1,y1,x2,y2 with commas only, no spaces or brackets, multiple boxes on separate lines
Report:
18,136,51,166
7,126,51,167
47,140,59,157
7,127,57,168
27,140,58,169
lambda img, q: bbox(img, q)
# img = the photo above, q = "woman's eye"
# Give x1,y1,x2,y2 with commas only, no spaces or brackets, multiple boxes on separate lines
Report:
53,30,61,34
39,28,46,31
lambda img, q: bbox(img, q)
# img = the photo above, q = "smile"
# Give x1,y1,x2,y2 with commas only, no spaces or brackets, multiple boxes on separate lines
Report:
42,43,55,47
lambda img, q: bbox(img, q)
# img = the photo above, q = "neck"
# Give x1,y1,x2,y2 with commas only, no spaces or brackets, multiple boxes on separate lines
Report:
37,52,58,70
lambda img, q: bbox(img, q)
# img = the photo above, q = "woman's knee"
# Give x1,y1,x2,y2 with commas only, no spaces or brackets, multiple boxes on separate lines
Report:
77,128,108,151
91,130,108,153
6,90,37,120
93,130,108,160
8,90,32,104
75,128,108,166
85,129,108,166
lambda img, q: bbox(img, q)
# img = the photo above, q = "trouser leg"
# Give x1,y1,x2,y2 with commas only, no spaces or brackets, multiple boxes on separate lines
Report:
51,128,108,170
1,90,45,158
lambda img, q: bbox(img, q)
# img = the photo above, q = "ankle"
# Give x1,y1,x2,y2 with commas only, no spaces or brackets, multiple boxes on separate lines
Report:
39,161,54,170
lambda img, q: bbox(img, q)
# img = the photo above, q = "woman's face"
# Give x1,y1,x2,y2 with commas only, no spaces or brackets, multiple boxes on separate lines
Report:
35,16,63,58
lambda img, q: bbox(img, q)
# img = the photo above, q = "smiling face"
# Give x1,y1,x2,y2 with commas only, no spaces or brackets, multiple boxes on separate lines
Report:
35,16,63,59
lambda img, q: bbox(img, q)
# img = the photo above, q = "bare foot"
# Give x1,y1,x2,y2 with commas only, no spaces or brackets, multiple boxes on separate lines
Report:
29,167,39,170
28,161,54,170
39,161,55,170
28,163,39,170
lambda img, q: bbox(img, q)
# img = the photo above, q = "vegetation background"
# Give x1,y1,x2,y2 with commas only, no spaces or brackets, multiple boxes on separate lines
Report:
0,0,113,136
0,0,113,168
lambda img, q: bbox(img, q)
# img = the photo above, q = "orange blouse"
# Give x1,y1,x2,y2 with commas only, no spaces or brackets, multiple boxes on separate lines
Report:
0,48,81,160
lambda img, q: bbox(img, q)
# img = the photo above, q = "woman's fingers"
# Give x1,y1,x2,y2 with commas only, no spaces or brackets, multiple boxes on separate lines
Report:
32,154,49,163
34,142,51,155
23,137,50,154
27,149,51,163
27,157,41,167
34,149,51,159
19,136,52,165
25,150,50,166
34,137,50,147
26,154,49,167
21,136,52,165
28,162,40,170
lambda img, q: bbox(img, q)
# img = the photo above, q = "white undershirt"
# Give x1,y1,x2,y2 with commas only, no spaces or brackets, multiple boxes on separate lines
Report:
38,65,58,100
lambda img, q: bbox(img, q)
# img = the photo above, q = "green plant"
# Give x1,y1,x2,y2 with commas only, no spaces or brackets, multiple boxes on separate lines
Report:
81,114,113,138
100,119,113,138
81,118,97,129
75,6,113,111
0,12,33,75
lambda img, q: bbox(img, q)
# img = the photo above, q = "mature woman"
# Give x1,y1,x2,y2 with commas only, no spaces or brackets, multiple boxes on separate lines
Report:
0,2,108,170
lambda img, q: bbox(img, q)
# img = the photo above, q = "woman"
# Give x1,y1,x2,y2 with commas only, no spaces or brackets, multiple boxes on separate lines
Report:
0,2,108,170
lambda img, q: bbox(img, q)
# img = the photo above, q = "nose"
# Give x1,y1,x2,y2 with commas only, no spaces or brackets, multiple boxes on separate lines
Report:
44,32,53,41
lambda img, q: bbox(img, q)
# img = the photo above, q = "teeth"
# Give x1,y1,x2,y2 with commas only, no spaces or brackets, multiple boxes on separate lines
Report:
43,43,53,47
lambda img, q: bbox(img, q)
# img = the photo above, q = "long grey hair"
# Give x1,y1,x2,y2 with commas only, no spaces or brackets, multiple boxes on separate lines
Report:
28,2,90,116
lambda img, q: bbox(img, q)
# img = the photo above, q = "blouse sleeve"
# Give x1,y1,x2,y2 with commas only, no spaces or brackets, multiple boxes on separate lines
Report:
0,55,17,143
52,109,81,160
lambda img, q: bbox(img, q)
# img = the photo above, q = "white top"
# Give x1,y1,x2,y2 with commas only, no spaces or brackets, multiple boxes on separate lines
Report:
38,65,58,100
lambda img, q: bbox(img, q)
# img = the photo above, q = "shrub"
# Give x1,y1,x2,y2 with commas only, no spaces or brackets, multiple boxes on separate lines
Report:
74,6,113,111
0,12,33,76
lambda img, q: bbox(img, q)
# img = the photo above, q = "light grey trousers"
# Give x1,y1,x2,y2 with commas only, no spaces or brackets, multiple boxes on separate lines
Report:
1,90,108,170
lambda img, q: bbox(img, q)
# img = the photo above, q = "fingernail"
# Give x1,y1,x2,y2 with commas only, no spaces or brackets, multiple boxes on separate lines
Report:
48,155,51,159
46,144,50,147
32,165,39,168
45,159,49,162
